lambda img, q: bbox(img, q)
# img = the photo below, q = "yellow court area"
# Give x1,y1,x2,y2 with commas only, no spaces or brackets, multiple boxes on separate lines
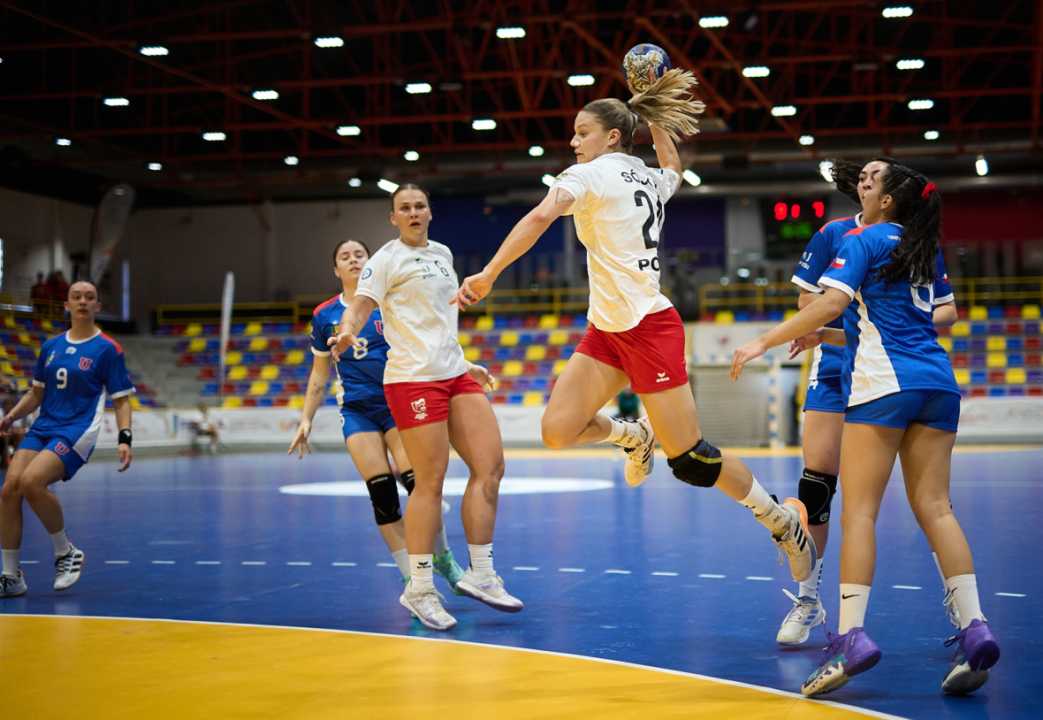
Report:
3,615,888,720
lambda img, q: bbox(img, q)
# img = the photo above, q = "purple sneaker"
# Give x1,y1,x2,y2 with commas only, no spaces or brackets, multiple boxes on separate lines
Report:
801,628,882,697
942,619,1000,695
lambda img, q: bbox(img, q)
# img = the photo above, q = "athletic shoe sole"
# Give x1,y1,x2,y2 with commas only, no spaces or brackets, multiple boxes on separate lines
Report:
398,593,457,631
455,579,524,613
803,649,881,697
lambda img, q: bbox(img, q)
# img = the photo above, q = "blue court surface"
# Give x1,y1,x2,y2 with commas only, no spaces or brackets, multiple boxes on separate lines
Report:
2,446,1039,719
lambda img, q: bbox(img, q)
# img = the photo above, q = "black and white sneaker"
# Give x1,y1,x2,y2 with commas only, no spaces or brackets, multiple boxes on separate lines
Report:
54,546,85,591
0,571,28,598
622,417,655,487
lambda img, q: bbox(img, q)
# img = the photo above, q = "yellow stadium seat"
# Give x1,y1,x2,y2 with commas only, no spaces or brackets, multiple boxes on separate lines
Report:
222,396,243,409
244,322,263,336
260,365,279,380
968,306,987,321
184,323,203,337
714,311,734,324
458,332,471,347
1006,368,1027,384
523,391,544,407
503,360,523,377
553,359,568,376
249,337,269,351
130,396,143,410
189,338,207,352
986,353,1007,368
475,316,494,331
549,330,568,346
285,349,305,365
249,381,269,396
938,336,953,353
784,310,799,321
464,346,480,362
2,316,14,329
954,368,971,386
225,351,243,366
525,345,547,361
500,331,519,347
986,336,1006,352
18,332,30,345
289,395,305,409
539,314,559,329
16,378,28,391
0,346,7,358
950,321,970,337
1021,304,1041,319
228,366,247,380
41,319,54,331
1,361,14,374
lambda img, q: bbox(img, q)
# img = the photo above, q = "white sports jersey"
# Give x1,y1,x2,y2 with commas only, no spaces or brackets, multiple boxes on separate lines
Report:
356,238,469,384
552,153,680,332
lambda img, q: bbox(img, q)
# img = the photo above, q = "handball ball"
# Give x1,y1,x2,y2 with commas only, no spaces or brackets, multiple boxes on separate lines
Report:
623,43,671,93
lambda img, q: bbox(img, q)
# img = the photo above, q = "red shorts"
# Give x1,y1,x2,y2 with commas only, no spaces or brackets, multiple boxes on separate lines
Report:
574,307,688,393
384,372,485,430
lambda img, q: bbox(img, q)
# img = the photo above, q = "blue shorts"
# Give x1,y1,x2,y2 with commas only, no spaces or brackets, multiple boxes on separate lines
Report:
804,374,846,414
845,390,961,433
20,429,91,480
340,401,396,440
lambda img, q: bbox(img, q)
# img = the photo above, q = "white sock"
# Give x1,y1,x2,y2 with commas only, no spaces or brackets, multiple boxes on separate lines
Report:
468,543,494,575
741,478,777,518
838,583,872,634
51,529,71,557
1,549,19,577
392,549,409,580
946,574,985,629
409,554,434,592
799,557,824,600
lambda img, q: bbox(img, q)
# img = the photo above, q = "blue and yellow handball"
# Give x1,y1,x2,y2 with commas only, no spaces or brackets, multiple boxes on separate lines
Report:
622,43,671,93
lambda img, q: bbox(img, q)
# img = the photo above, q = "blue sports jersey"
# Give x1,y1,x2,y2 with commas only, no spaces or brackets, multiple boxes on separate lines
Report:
819,222,959,407
31,331,135,455
310,294,389,406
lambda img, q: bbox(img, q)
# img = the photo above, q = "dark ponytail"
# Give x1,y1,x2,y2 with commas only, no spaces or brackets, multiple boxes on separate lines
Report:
877,162,940,285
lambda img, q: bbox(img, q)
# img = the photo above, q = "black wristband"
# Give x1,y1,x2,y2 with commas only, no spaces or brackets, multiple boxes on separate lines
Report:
118,429,133,447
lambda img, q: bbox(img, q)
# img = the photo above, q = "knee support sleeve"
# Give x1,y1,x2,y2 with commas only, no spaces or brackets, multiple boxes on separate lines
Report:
799,468,838,525
365,473,402,526
667,438,723,488
398,469,415,495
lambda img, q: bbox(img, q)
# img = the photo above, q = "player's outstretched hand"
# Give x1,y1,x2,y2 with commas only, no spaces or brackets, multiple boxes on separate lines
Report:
288,421,312,459
466,362,498,392
452,271,493,308
731,339,767,381
327,332,357,362
117,443,133,472
788,331,823,360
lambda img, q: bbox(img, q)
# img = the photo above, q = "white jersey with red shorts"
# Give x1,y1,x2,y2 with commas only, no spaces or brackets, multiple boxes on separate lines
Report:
552,153,687,393
356,237,483,428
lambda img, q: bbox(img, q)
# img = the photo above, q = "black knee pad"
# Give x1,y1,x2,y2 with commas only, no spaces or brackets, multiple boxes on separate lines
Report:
365,473,402,525
667,438,723,488
398,469,415,495
799,468,838,525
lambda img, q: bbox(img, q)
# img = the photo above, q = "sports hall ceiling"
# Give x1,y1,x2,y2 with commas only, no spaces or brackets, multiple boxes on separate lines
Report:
0,0,1040,206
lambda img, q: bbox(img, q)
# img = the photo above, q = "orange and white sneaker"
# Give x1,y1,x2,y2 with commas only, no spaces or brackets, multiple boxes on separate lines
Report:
622,417,655,487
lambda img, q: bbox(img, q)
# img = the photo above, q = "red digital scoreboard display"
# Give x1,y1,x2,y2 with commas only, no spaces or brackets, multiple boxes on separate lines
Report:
763,198,827,259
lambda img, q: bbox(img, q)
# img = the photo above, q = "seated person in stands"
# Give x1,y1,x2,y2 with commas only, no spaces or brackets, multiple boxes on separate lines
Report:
189,403,220,454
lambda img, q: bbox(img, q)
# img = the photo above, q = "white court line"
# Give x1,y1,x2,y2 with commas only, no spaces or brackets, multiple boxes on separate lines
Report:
699,573,726,579
104,560,130,565
745,576,773,582
893,585,922,590
558,567,585,573
995,592,1026,598
241,561,266,566
20,560,39,565
331,562,357,567
604,569,631,575
513,566,539,571
376,562,396,568
151,560,176,565
195,561,221,566
652,571,679,577
286,561,312,567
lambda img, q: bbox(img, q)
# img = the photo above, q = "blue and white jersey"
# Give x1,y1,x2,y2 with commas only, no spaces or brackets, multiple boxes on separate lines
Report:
310,293,389,406
31,330,135,457
819,222,959,407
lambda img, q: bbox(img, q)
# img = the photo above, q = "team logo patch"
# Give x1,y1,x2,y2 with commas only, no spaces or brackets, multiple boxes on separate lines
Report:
79,357,93,371
655,371,671,384
374,320,383,335
411,397,428,421
830,257,846,269
54,441,70,456
45,351,56,367
65,346,77,354
361,267,373,280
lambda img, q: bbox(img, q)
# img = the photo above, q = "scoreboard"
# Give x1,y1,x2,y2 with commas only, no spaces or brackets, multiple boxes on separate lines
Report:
763,198,827,259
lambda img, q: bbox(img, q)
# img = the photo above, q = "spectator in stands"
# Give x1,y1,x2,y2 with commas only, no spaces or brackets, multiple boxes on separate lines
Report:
30,272,49,312
190,403,220,455
453,70,815,585
0,280,135,598
290,237,465,609
47,271,70,304
732,162,999,698
329,186,523,631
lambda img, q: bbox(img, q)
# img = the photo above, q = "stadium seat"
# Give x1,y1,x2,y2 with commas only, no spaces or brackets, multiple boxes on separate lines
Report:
475,316,494,331
525,345,547,361
228,366,248,380
553,359,568,376
458,332,471,347
523,391,544,407
986,336,1006,352
1006,368,1027,384
260,365,279,380
548,330,568,346
539,314,559,329
249,381,269,396
986,353,1007,368
950,321,970,337
1022,305,1041,319
249,337,268,351
464,346,480,362
938,337,953,353
500,330,519,347
714,311,734,324
285,349,305,365
954,368,971,386
968,306,988,321
503,360,523,377
184,323,203,337
222,396,243,408
244,322,263,336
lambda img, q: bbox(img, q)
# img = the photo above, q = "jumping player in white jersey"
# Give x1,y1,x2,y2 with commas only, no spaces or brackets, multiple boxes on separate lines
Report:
0,281,134,597
289,239,465,593
453,69,816,584
732,162,999,698
776,158,960,645
329,185,522,631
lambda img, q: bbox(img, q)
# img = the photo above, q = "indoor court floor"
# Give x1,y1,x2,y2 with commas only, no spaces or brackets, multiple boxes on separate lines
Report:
2,446,1039,719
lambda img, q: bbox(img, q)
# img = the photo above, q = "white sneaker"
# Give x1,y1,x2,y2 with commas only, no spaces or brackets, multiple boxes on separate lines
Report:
399,583,457,631
455,569,524,613
622,417,655,487
0,571,28,598
54,546,85,591
760,498,817,583
777,589,826,645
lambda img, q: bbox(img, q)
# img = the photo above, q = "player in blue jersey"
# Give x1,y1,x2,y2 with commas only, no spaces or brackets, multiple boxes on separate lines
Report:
0,281,134,597
776,159,959,645
288,239,465,592
732,162,999,697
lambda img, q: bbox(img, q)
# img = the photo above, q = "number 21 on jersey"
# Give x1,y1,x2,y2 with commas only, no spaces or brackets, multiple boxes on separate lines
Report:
633,189,664,250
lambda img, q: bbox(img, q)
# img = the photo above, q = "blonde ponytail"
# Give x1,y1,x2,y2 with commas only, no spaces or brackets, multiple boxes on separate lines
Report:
627,68,705,143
